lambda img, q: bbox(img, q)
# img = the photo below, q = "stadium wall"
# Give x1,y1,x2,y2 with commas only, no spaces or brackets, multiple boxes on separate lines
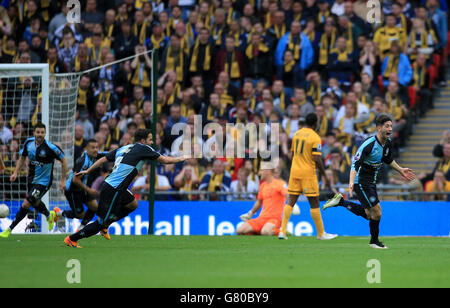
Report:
1,201,450,236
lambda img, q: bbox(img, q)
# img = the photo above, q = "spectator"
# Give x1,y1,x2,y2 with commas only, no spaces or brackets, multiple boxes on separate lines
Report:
76,109,95,140
215,35,244,87
381,40,413,88
230,167,258,200
199,159,232,201
275,20,314,81
412,53,433,117
74,124,87,162
418,143,450,201
0,113,13,145
113,19,139,60
57,28,79,66
327,36,358,91
245,32,272,83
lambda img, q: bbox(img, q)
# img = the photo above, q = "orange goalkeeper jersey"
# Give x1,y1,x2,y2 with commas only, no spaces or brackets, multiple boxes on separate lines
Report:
290,127,322,178
257,179,288,219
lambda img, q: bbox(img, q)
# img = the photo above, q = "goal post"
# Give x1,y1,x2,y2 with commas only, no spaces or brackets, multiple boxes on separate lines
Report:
1,48,160,234
0,64,80,234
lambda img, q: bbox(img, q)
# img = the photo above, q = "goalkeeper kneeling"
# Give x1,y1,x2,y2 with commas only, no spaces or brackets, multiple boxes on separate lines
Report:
236,162,291,236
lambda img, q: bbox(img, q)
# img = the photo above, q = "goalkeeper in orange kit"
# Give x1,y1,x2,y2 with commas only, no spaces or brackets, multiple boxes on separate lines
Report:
236,162,288,236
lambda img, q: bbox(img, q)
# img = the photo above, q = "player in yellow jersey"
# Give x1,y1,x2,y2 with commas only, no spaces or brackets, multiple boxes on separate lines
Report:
279,113,338,240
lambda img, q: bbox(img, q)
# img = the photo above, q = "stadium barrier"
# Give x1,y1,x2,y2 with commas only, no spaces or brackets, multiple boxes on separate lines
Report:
1,200,449,237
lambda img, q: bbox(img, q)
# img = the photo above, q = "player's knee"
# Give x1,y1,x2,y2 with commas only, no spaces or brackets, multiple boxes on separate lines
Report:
236,225,246,235
26,196,38,207
260,226,274,236
369,210,382,220
260,229,274,236
125,200,138,211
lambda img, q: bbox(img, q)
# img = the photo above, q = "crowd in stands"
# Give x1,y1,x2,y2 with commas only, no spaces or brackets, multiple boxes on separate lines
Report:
0,0,449,201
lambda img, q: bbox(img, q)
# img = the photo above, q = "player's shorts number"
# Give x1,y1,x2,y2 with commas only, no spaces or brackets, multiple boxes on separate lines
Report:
31,189,41,198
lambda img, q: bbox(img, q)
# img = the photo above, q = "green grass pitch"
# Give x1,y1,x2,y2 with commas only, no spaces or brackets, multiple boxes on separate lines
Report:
0,235,448,288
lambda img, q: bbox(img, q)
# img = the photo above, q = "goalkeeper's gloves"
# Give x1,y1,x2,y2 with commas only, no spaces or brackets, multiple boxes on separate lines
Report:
240,210,254,222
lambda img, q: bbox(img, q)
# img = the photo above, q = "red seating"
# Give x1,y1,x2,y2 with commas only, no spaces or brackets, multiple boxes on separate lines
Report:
428,65,437,89
408,86,416,110
433,54,441,67
378,75,384,93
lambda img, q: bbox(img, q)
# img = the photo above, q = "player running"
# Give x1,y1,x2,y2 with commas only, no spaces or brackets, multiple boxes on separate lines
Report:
237,162,288,236
322,114,415,249
0,123,67,238
279,113,337,240
54,139,110,239
64,129,188,248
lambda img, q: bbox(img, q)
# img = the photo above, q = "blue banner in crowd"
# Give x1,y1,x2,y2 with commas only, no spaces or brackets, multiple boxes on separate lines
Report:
1,201,449,236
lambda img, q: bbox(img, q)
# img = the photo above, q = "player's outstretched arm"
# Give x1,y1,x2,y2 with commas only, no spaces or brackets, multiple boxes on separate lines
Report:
240,200,262,221
389,160,415,182
59,157,68,191
76,156,108,177
72,175,99,198
348,169,357,198
157,155,189,165
10,155,24,182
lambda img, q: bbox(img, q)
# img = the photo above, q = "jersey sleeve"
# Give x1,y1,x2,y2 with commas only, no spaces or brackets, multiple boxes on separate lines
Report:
73,155,86,173
382,140,394,165
278,181,288,195
311,135,322,156
351,140,374,171
143,145,161,160
47,142,65,161
105,149,118,162
19,139,32,157
97,151,108,159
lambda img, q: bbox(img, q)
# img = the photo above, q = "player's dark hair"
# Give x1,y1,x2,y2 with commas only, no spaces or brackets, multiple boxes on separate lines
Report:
134,129,152,143
375,114,393,127
86,139,97,145
34,122,46,130
305,113,318,127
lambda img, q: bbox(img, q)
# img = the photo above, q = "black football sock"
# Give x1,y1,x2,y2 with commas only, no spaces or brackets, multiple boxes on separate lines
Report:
369,219,380,243
62,210,76,219
341,200,368,220
34,201,50,217
80,209,96,227
70,220,102,242
9,207,29,231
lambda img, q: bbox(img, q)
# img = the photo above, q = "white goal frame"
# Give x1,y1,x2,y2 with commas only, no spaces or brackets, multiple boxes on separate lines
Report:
0,64,50,233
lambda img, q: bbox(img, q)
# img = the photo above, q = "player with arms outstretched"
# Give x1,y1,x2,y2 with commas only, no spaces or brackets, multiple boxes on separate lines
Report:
237,162,288,236
323,114,415,249
0,123,67,238
279,113,337,240
54,139,110,239
64,129,189,248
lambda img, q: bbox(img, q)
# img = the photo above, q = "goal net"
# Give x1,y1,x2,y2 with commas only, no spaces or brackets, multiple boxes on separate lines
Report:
0,64,80,234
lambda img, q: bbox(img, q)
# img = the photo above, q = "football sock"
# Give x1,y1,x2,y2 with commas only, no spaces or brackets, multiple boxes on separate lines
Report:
62,210,75,219
369,219,380,243
310,208,325,238
80,209,96,227
34,201,50,217
70,220,102,242
280,205,293,234
341,200,368,220
9,207,29,231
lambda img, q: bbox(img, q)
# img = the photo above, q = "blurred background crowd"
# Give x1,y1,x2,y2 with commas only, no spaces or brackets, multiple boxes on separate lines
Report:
0,0,449,201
